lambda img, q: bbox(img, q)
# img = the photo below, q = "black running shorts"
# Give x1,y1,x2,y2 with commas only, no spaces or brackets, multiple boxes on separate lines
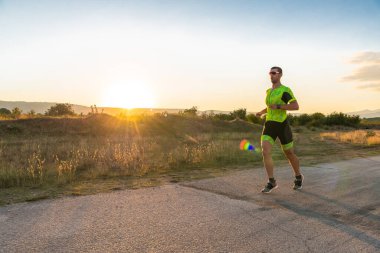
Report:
261,119,294,150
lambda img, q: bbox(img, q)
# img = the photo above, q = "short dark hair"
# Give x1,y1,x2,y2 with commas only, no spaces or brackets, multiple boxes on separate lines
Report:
271,66,283,74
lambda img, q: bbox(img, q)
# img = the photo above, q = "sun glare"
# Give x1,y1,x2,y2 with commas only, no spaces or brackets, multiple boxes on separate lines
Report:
102,82,155,109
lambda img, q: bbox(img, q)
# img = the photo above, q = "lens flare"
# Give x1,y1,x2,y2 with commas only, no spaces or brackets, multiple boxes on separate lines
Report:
240,139,261,153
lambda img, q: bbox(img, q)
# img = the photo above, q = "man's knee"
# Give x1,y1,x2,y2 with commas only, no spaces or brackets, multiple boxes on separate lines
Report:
261,142,272,157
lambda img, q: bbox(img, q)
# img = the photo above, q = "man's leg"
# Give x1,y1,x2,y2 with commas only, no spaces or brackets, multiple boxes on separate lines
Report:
283,147,304,189
261,140,278,193
283,147,301,176
261,121,278,193
262,140,274,178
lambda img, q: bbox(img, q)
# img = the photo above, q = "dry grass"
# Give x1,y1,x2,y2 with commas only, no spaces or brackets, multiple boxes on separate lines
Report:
0,116,379,205
320,130,380,145
0,132,268,206
0,116,261,188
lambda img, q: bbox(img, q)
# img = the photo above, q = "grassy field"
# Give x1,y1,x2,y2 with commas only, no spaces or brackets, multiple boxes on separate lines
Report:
320,129,380,145
0,114,379,205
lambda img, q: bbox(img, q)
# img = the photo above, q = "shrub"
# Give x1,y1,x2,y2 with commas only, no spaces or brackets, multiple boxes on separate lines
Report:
181,106,198,117
297,114,312,126
325,112,360,127
230,108,247,120
45,103,75,116
213,113,234,121
11,107,22,119
308,112,326,127
0,108,11,116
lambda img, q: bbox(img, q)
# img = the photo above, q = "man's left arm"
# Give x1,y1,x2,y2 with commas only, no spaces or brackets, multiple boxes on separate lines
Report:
269,101,299,111
279,101,299,111
269,88,299,110
280,88,299,110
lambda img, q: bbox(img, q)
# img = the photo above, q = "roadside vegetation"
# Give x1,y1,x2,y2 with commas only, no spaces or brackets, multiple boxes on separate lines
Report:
0,104,379,205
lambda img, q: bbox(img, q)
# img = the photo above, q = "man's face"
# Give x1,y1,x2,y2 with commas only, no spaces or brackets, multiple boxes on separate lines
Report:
269,69,282,83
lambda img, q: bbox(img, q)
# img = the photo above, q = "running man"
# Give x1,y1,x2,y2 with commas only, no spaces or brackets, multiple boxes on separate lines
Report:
256,66,303,193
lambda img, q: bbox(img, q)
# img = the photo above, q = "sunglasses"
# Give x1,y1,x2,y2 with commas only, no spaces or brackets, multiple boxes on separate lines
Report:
269,71,280,75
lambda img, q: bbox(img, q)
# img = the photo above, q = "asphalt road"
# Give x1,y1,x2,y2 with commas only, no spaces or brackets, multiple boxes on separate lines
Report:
1,156,380,252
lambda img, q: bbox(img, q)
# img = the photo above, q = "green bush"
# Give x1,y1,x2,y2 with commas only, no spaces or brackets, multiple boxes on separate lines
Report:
297,114,312,126
0,108,11,116
325,112,360,127
182,106,198,116
213,113,234,121
308,112,326,127
289,112,359,127
45,103,75,116
230,108,247,120
11,107,22,119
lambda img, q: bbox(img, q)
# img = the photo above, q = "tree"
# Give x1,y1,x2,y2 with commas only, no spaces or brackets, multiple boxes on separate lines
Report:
309,112,326,127
11,107,22,119
297,114,312,126
28,109,36,117
0,108,11,116
325,112,360,127
183,106,198,116
45,103,75,116
230,108,247,120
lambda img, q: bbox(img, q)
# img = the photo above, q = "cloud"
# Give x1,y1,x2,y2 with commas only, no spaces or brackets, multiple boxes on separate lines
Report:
350,51,380,64
343,64,380,82
357,82,380,91
343,51,380,91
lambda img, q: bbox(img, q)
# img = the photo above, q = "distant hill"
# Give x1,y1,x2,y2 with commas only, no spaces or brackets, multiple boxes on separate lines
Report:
0,101,232,116
0,100,379,118
347,109,380,119
0,101,90,114
362,117,380,122
0,101,181,116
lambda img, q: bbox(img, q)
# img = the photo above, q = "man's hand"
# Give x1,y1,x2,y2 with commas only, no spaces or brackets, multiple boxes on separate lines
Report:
255,112,263,117
256,108,267,117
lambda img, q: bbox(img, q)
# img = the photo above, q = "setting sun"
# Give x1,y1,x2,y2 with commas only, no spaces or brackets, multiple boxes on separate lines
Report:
101,82,155,109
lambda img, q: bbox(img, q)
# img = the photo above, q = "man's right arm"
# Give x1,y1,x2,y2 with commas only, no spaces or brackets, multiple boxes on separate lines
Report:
256,108,267,117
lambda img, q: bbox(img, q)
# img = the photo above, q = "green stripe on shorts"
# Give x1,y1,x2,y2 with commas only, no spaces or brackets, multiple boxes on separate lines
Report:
261,135,275,145
281,141,294,150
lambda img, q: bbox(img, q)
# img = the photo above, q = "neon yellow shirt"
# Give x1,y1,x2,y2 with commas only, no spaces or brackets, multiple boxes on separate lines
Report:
265,84,297,122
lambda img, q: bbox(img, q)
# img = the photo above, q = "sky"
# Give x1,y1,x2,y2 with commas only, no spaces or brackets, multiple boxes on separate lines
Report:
0,0,380,113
